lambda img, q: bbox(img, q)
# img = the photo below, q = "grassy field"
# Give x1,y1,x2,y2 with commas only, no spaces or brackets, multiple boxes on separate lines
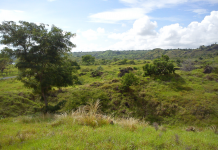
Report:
0,56,218,149
0,102,218,150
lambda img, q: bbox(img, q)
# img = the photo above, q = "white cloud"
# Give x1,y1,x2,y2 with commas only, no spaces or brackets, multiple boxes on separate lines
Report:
122,23,126,27
97,27,105,34
71,35,104,51
132,16,157,35
82,29,98,40
193,9,208,14
108,16,157,40
0,9,26,22
120,0,138,4
81,27,105,40
90,0,218,23
107,11,218,50
89,8,146,23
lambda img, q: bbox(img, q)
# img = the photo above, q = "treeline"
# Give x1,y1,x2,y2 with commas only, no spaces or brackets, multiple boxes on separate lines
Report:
70,44,218,60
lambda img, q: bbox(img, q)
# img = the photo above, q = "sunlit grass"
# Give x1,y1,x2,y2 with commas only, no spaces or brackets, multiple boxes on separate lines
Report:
0,113,217,149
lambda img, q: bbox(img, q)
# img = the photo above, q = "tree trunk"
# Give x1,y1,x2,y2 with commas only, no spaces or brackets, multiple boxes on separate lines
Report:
42,90,48,113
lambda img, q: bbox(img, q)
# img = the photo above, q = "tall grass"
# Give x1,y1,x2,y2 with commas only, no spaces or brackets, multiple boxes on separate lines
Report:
70,100,112,127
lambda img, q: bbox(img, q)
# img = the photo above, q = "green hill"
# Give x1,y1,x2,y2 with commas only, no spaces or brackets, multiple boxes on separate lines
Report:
71,43,218,60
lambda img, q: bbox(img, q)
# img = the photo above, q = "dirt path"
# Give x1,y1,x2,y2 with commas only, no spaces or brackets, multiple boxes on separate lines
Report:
0,76,16,80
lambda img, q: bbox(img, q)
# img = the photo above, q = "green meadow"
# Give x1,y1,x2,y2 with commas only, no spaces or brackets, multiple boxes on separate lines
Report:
1,53,218,149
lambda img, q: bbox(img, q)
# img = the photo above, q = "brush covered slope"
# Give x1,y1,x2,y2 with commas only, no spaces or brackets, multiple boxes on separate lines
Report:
1,55,218,126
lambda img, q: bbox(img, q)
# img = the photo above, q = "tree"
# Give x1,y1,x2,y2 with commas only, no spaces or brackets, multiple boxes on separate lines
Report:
0,21,76,109
82,55,95,65
69,59,80,70
143,55,175,76
0,47,13,73
47,58,79,90
121,72,138,91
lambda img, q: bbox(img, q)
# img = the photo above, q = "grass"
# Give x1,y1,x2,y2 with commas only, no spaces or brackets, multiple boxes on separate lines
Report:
1,60,218,125
0,101,218,149
0,118,217,149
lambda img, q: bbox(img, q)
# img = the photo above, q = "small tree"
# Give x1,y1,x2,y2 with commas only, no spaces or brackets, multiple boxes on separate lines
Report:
129,60,136,65
0,21,76,110
82,55,95,65
143,55,175,76
121,72,138,91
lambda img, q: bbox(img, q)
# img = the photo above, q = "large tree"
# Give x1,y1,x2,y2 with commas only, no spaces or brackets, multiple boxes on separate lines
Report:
0,21,76,109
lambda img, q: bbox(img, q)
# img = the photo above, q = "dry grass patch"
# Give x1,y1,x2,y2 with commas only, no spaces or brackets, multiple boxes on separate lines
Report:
116,117,148,131
70,100,113,127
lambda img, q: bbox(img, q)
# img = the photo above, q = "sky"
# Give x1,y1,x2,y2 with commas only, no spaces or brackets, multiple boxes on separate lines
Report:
0,0,218,52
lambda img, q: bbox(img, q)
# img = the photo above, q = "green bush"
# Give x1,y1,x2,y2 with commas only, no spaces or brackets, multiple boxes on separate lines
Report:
96,66,104,71
143,55,175,76
121,72,138,91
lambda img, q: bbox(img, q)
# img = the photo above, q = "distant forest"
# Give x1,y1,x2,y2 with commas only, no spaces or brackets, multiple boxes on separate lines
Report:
70,43,218,60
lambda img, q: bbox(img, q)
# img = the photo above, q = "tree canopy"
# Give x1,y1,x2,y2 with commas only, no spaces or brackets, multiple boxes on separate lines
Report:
82,55,95,65
143,55,175,76
0,21,77,109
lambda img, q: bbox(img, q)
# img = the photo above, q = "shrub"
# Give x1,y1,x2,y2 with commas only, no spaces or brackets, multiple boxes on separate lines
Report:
129,60,136,65
96,65,104,71
121,72,138,91
81,68,90,72
181,59,195,71
143,55,175,76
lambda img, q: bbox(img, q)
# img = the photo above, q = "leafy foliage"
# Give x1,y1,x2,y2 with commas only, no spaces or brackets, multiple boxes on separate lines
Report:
143,55,175,76
0,21,76,109
121,72,138,91
71,43,218,60
0,47,13,73
82,55,95,65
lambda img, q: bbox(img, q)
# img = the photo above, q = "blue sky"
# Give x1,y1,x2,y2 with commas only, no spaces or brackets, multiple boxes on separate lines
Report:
0,0,218,51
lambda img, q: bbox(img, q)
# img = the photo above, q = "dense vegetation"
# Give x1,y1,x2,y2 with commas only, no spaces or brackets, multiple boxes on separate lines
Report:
1,21,218,149
71,44,218,60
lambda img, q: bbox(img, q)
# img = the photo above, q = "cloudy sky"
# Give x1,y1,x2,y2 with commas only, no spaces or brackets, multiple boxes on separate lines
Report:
0,0,218,51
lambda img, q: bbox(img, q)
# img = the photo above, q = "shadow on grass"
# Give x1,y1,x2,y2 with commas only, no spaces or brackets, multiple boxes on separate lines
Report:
154,73,193,92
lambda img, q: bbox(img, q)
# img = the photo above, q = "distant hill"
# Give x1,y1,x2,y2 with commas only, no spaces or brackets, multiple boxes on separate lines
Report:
71,43,218,60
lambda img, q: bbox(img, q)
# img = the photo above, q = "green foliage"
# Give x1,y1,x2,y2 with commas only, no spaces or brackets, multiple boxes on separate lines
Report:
0,21,76,109
0,47,13,73
71,43,218,60
82,55,95,65
121,72,138,91
1,53,218,127
129,60,136,65
143,55,175,76
69,60,80,70
117,59,128,65
181,59,195,71
63,88,110,112
96,65,104,71
45,59,79,89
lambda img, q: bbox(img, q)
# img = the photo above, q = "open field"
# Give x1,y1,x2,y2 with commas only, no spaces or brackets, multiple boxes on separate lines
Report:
1,56,218,124
1,55,218,149
0,107,218,150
